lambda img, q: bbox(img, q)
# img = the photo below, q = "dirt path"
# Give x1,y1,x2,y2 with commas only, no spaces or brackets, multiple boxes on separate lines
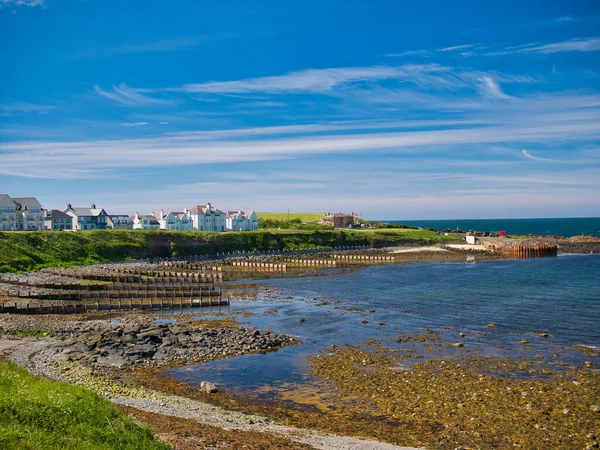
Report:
2,337,424,450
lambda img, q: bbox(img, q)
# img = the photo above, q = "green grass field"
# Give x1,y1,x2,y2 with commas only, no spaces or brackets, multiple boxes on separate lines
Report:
257,212,324,223
0,359,168,450
0,228,463,272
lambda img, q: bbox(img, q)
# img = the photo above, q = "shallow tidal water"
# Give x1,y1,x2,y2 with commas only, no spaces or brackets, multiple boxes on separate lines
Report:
161,254,600,408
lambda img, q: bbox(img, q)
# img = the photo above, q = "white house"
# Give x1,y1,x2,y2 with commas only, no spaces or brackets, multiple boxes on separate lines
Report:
0,195,44,231
226,210,259,232
13,197,44,230
43,209,72,231
185,203,226,232
132,213,160,230
0,194,19,231
153,210,193,231
65,203,108,231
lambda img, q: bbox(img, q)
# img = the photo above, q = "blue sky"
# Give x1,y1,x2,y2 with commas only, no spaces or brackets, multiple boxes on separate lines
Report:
1,0,599,219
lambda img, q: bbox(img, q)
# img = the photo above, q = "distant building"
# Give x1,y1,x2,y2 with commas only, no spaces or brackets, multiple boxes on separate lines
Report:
0,194,44,231
226,210,258,231
321,212,360,228
154,210,193,231
12,197,44,230
0,194,19,231
132,213,160,230
107,214,133,230
43,209,72,231
185,203,226,232
64,203,108,231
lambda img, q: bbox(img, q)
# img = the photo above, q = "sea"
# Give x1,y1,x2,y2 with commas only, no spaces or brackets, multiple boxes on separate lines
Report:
383,217,600,237
160,254,600,408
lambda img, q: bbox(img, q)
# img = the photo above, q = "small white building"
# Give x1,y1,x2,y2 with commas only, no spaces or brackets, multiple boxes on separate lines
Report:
185,203,226,232
466,235,477,245
132,213,161,230
65,203,108,231
226,210,259,232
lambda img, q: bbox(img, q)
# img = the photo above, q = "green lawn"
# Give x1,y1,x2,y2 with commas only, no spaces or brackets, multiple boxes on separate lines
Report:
0,359,168,450
257,212,324,223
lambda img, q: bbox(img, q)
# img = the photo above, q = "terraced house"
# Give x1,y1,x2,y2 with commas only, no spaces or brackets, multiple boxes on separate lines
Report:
185,203,227,232
64,203,108,231
226,210,258,231
0,194,44,231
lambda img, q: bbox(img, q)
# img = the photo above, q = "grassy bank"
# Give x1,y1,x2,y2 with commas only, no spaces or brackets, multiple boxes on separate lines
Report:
0,359,167,450
0,228,462,273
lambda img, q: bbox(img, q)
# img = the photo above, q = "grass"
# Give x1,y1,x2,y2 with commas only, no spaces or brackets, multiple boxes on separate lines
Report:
0,359,168,450
257,212,324,223
0,228,463,273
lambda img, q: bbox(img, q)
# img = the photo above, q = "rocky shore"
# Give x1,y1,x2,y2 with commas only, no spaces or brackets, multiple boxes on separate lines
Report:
0,315,300,370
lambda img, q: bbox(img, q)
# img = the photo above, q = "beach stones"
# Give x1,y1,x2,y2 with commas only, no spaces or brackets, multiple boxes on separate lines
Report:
591,404,600,413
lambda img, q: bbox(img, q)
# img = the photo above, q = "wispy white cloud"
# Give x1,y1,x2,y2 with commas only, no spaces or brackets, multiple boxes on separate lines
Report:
478,76,512,100
2,109,599,179
173,64,533,97
518,37,600,54
93,83,173,106
0,0,44,8
0,101,55,116
122,122,148,127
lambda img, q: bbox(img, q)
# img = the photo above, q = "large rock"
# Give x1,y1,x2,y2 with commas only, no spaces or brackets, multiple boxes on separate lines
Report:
97,354,129,369
200,381,217,393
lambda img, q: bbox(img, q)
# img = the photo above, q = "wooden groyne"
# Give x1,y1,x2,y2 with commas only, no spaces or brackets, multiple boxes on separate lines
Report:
489,243,558,258
333,254,395,263
0,296,229,315
230,262,287,271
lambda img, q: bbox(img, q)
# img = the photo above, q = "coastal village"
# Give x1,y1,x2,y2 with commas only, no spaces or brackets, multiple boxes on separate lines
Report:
0,194,258,232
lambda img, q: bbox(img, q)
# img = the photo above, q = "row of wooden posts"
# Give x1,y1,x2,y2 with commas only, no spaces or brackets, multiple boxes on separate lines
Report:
490,244,558,258
284,259,336,267
6,286,222,301
0,296,229,315
230,261,287,271
333,254,395,262
0,279,219,291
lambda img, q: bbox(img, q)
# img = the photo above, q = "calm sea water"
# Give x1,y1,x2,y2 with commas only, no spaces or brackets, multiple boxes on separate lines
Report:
162,255,600,405
383,217,600,237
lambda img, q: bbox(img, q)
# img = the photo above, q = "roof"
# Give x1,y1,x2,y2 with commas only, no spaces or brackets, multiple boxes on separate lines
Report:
11,197,41,210
0,194,16,205
138,214,159,224
45,209,71,219
66,207,106,217
108,215,132,221
189,204,223,215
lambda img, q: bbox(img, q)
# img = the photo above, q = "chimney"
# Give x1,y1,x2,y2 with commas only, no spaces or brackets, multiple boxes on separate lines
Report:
161,209,164,219
91,203,96,209
67,203,72,210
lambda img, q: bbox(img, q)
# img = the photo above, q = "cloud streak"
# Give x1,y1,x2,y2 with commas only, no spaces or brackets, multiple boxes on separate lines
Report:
93,83,173,106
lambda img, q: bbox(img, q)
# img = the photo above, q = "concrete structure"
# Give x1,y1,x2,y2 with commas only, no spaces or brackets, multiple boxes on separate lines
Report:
0,194,19,231
43,209,72,230
132,213,160,230
321,212,360,228
466,235,477,245
107,214,133,230
226,210,258,232
65,203,108,231
185,203,226,232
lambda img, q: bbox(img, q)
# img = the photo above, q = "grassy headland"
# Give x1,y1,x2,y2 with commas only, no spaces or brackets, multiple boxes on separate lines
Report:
0,359,168,450
0,228,461,273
